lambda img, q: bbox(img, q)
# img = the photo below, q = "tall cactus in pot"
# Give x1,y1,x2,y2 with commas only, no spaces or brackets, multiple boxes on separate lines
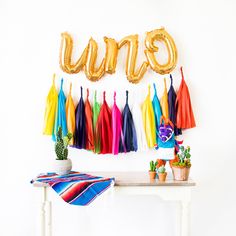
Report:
55,127,73,160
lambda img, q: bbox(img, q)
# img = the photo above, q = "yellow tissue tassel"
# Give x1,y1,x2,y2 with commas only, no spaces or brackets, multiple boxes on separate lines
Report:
66,83,75,145
43,74,58,135
142,85,156,148
160,78,169,119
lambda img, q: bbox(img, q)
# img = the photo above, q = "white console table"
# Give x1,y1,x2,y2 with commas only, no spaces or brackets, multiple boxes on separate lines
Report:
33,172,196,236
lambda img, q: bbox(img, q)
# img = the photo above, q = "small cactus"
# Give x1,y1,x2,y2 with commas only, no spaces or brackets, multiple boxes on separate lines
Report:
176,145,192,167
158,165,166,174
55,127,73,160
149,160,158,172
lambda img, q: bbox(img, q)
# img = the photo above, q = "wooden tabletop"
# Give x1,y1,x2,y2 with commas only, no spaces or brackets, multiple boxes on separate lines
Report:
89,172,195,186
33,172,195,187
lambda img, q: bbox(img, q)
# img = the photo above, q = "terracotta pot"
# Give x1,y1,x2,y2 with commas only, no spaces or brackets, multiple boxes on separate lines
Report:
149,171,157,180
172,166,190,181
158,172,167,181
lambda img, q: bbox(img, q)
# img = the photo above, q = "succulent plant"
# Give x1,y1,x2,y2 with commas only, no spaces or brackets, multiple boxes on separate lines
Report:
173,145,192,167
149,160,158,172
55,127,73,160
158,165,166,173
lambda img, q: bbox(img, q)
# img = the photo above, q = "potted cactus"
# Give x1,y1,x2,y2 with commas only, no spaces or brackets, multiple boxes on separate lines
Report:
54,127,73,175
149,160,158,179
172,145,191,181
158,165,167,181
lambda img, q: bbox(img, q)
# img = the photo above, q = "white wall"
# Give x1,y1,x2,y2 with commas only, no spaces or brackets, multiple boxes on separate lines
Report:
1,0,236,235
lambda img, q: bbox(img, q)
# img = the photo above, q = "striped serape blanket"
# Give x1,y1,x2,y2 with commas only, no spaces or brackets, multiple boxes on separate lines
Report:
31,171,115,206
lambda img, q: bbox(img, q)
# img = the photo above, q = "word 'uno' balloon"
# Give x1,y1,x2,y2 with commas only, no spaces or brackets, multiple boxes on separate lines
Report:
59,28,178,82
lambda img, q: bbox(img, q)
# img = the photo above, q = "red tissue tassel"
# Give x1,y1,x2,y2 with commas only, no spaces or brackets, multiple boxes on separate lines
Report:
176,67,196,129
85,89,94,151
96,92,113,154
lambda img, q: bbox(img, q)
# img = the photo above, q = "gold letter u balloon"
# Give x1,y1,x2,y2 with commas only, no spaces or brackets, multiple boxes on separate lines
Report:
59,32,88,74
60,33,119,81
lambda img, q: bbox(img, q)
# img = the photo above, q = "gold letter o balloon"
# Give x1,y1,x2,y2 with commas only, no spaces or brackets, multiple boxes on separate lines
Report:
145,28,177,75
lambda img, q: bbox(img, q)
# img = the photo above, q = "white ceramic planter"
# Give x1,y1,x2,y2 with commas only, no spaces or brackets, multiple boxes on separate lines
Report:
54,158,72,175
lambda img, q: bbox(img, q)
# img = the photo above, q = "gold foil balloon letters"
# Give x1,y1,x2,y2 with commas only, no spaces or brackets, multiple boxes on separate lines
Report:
60,32,88,74
145,28,178,75
118,35,149,84
59,28,178,82
104,37,118,74
84,38,106,82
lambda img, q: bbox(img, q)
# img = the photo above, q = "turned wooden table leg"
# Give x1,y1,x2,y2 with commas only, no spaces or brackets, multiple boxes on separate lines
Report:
41,187,52,236
180,200,191,236
46,200,52,236
41,187,46,236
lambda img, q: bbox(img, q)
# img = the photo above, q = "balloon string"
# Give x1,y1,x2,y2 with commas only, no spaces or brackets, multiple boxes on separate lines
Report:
80,86,83,97
52,73,56,86
148,85,151,97
69,83,72,95
153,83,157,95
60,78,63,90
170,74,173,85
163,78,167,89
103,91,106,101
114,91,116,103
126,90,128,104
180,66,185,81
87,88,89,99
94,90,97,101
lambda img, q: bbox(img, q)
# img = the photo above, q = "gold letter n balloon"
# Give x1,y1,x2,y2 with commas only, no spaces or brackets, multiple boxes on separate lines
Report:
104,37,118,74
118,35,149,84
145,28,178,75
